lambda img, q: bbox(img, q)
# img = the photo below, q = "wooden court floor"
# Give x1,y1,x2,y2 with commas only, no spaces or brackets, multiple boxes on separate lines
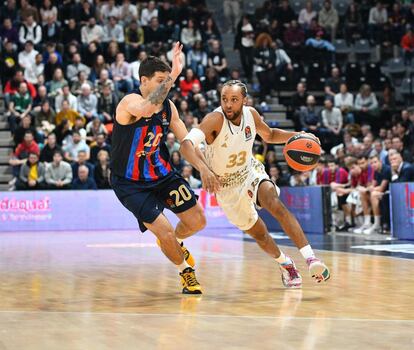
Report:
0,230,413,350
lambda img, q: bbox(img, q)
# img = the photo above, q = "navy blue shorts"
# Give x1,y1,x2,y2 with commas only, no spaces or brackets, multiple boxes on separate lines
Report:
111,173,198,232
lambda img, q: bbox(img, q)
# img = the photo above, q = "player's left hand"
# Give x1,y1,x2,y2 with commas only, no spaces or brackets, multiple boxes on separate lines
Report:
200,166,221,193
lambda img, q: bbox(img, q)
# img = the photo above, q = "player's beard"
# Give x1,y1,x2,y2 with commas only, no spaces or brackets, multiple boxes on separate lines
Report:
224,107,243,122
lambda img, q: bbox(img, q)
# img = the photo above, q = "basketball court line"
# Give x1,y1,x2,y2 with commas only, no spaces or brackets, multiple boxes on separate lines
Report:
0,310,412,323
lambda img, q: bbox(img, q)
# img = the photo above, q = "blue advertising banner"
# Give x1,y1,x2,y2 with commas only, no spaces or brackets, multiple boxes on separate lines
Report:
390,183,414,240
259,186,329,234
0,190,232,232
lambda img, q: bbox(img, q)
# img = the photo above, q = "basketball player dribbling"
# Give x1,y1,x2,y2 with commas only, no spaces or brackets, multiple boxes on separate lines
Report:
181,80,330,288
111,43,219,294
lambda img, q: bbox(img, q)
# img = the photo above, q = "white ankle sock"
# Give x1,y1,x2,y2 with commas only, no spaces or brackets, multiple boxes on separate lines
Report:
275,251,289,264
364,216,371,226
300,245,316,260
177,260,191,271
374,216,381,227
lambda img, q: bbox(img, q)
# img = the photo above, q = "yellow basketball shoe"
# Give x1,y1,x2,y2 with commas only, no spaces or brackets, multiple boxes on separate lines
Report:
156,239,196,267
180,267,202,294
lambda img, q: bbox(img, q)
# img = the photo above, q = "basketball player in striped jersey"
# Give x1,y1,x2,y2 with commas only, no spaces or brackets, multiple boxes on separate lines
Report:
111,43,220,294
181,80,330,288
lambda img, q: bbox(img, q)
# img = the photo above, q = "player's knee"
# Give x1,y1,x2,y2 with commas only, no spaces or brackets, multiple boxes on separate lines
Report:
158,230,176,245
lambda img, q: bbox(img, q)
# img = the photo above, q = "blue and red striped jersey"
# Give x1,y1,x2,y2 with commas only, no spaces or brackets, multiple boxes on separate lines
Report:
111,95,174,185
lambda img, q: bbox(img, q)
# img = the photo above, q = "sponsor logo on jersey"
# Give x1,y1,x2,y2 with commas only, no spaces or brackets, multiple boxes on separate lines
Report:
165,198,175,208
162,111,169,126
245,126,252,141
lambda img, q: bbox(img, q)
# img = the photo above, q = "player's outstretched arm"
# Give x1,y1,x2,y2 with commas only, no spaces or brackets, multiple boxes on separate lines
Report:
126,42,184,120
170,105,220,193
250,107,319,144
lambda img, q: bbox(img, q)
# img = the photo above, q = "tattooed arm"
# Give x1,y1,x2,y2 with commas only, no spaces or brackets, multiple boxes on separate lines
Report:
123,42,184,123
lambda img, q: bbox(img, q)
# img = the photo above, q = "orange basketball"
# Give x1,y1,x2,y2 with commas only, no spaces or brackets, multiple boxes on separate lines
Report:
283,134,321,172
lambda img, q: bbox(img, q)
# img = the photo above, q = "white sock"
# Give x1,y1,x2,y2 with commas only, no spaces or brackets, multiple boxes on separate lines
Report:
300,245,316,260
345,216,352,224
374,216,381,227
364,215,371,226
176,238,183,244
177,260,191,272
275,251,289,264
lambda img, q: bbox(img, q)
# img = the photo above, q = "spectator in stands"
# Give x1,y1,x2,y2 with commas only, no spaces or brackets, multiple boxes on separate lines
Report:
283,20,305,61
77,83,98,121
55,85,77,113
193,97,210,122
389,150,414,182
234,15,254,82
254,33,275,102
171,150,184,172
13,114,37,146
71,71,93,96
103,16,125,44
9,130,40,183
179,68,201,97
305,30,336,62
298,1,317,31
63,130,90,162
90,133,111,164
86,117,108,143
42,15,60,43
19,0,39,23
33,100,55,135
8,82,33,134
344,2,362,44
110,52,133,94
45,150,72,189
276,0,296,29
269,164,289,187
4,70,36,105
97,83,116,123
322,99,343,146
166,132,180,155
72,116,87,141
40,133,60,163
318,0,339,41
290,171,311,187
361,134,376,158
299,95,322,134
24,53,44,86
223,0,241,33
182,164,201,189
291,83,308,131
401,27,414,66
47,68,68,98
32,85,48,112
19,15,42,47
39,0,57,25
55,102,82,129
16,152,45,190
43,52,63,82
273,40,292,76
61,18,81,46
78,0,96,26
141,1,158,27
368,2,388,45
18,40,38,71
181,18,202,50
81,17,104,46
94,150,111,189
125,20,144,61
202,16,221,45
0,41,18,85
144,17,164,45
324,67,344,99
71,150,95,180
354,84,379,124
72,165,97,190
208,40,228,78
66,53,91,83
95,70,115,99
334,83,354,124
187,41,208,78
119,0,138,26
391,136,413,163
1,17,18,46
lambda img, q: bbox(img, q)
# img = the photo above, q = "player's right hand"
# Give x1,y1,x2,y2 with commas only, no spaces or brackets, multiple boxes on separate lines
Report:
200,167,221,193
171,41,184,80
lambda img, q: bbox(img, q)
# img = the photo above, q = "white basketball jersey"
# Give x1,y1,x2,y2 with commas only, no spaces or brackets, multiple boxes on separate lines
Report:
205,106,256,188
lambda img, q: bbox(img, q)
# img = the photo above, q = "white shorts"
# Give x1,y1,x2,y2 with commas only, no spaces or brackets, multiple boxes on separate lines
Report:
216,161,280,231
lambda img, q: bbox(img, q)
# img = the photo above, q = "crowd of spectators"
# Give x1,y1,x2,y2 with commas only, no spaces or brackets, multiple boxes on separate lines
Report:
2,0,414,236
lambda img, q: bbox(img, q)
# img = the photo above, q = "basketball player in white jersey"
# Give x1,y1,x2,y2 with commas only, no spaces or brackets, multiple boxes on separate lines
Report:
180,80,330,288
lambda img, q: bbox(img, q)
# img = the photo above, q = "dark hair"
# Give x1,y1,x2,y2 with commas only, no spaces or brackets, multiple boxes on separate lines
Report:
53,150,63,157
369,154,380,160
138,56,171,81
358,155,368,160
326,155,337,164
24,130,34,136
222,80,248,97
